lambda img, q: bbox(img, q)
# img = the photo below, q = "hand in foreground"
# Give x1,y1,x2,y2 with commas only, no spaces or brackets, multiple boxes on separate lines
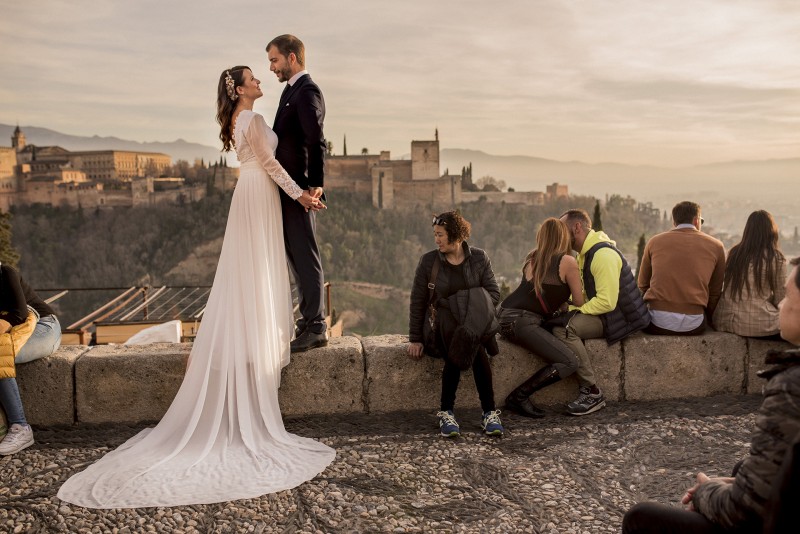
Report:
682,472,732,511
308,187,324,199
407,342,424,360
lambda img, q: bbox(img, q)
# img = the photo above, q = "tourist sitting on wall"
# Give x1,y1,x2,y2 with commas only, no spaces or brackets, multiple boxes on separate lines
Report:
622,256,800,533
713,210,786,339
638,201,726,335
556,209,650,416
498,217,585,418
0,263,39,456
407,211,504,437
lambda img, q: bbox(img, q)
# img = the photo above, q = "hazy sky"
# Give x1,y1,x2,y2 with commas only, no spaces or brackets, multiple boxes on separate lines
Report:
2,0,798,166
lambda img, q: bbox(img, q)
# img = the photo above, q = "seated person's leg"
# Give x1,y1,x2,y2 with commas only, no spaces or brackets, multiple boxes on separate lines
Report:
0,378,34,455
623,502,724,534
15,315,62,365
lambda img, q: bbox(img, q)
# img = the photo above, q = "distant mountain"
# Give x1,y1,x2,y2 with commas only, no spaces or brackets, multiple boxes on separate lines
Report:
441,148,799,202
440,147,800,238
0,124,228,166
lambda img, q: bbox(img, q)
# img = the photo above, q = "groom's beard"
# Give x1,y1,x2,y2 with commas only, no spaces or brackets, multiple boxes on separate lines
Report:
277,66,293,82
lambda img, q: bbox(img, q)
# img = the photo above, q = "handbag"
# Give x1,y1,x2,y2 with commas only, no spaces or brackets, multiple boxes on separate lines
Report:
422,254,442,357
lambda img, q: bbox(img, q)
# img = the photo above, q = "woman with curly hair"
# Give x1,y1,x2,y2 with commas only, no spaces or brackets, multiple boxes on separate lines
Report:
408,211,504,437
713,210,786,338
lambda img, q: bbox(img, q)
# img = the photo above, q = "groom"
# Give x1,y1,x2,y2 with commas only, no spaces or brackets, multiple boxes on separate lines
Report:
267,34,328,353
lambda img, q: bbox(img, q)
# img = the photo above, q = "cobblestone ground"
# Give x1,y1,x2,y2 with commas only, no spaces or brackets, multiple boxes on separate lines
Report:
0,395,761,533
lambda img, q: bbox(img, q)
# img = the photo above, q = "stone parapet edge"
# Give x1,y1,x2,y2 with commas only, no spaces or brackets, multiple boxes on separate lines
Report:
13,332,794,426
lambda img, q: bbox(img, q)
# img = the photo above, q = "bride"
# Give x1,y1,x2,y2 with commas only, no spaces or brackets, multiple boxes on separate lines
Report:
57,66,335,508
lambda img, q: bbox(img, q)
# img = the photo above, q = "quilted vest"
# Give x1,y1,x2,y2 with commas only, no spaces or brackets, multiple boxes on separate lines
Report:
582,242,650,344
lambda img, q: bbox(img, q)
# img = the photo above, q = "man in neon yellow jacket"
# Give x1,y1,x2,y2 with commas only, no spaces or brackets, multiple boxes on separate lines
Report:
556,209,650,415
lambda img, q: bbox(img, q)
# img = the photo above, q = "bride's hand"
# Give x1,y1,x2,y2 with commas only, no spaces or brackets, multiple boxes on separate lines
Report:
297,191,320,211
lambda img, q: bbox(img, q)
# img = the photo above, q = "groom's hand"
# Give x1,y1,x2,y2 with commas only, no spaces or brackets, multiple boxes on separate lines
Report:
309,187,324,199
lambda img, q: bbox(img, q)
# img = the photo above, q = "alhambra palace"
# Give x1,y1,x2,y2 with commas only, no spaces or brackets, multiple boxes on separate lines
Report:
0,126,568,210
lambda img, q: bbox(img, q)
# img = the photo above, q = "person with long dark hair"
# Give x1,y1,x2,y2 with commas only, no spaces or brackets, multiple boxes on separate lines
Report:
498,218,585,418
58,66,334,508
713,210,786,338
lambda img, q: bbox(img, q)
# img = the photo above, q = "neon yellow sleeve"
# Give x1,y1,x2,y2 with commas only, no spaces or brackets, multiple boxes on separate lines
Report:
575,248,622,315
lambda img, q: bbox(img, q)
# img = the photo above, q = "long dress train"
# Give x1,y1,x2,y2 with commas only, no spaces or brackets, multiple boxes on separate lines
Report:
57,110,335,508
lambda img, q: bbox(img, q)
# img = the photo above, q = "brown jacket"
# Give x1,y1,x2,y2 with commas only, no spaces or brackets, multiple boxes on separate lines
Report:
638,227,726,316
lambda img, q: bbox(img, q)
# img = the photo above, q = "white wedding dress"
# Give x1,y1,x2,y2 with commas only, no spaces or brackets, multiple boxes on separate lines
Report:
58,110,335,508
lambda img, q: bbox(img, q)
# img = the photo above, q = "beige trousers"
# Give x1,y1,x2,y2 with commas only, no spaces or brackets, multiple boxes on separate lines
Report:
552,313,605,388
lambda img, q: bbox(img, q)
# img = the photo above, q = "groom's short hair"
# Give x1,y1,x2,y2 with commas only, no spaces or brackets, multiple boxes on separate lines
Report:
267,34,305,67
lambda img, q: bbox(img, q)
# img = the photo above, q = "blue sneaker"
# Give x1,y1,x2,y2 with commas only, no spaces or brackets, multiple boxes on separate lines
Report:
481,410,504,436
437,410,460,438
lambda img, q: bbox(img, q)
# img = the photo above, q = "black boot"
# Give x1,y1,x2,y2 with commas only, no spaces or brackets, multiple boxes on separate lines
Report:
504,365,561,418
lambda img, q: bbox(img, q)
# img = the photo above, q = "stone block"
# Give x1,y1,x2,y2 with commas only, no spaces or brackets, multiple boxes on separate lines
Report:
364,335,622,414
746,338,795,394
76,343,190,424
364,335,461,412
16,345,89,426
279,336,364,415
624,331,746,401
491,337,622,406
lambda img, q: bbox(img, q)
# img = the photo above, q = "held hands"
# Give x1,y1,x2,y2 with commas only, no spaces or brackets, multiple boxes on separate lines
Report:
297,190,326,212
407,342,424,360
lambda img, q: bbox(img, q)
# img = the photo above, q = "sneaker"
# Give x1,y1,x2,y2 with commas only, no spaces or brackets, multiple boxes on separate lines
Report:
437,410,460,438
566,386,606,416
481,410,504,436
0,424,34,455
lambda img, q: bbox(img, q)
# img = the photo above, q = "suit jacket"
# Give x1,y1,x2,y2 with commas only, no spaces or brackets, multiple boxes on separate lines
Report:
272,74,326,191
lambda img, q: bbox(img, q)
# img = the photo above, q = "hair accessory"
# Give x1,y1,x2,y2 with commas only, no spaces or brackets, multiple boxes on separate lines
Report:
225,71,238,102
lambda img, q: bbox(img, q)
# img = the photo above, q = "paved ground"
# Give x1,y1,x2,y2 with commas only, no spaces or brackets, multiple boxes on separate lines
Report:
0,394,762,533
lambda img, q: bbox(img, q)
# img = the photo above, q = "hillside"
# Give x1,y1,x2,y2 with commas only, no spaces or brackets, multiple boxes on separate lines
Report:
2,122,796,235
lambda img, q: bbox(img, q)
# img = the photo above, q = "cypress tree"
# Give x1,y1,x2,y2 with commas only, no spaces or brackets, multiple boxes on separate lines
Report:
592,200,603,231
636,233,646,274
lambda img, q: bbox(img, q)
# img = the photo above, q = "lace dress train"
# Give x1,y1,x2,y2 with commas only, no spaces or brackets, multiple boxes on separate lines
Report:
57,110,335,508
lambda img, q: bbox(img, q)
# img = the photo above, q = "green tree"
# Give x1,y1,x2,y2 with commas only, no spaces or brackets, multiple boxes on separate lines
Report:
499,280,512,301
0,210,20,267
592,200,603,231
475,175,506,192
636,233,646,274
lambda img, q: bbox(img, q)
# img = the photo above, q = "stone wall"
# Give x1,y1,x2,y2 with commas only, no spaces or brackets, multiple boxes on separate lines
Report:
11,332,794,427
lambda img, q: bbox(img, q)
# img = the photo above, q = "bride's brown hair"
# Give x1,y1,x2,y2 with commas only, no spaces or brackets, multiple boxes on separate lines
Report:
216,66,249,152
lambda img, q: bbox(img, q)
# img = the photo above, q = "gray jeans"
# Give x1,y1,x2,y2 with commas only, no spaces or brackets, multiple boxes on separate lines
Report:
497,307,579,378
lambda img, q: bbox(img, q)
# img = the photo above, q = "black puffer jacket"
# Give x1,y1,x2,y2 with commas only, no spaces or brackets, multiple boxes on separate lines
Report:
693,348,800,530
582,242,650,344
409,242,500,344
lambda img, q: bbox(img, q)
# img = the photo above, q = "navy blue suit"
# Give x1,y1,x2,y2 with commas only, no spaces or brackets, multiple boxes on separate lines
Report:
273,73,327,334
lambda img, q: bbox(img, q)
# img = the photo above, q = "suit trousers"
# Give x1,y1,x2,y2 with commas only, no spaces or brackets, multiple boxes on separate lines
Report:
280,192,325,334
551,313,604,388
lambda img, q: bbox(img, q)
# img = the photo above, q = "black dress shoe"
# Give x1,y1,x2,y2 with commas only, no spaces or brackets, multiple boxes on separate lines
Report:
290,330,328,353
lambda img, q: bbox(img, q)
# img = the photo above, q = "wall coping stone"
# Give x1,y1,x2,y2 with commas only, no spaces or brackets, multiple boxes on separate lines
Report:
10,333,795,426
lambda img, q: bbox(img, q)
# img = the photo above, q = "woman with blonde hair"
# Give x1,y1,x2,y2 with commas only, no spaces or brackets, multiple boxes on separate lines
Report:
713,210,786,338
497,217,585,418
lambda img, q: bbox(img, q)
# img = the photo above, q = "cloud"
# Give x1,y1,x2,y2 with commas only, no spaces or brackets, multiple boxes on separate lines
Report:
1,0,798,165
